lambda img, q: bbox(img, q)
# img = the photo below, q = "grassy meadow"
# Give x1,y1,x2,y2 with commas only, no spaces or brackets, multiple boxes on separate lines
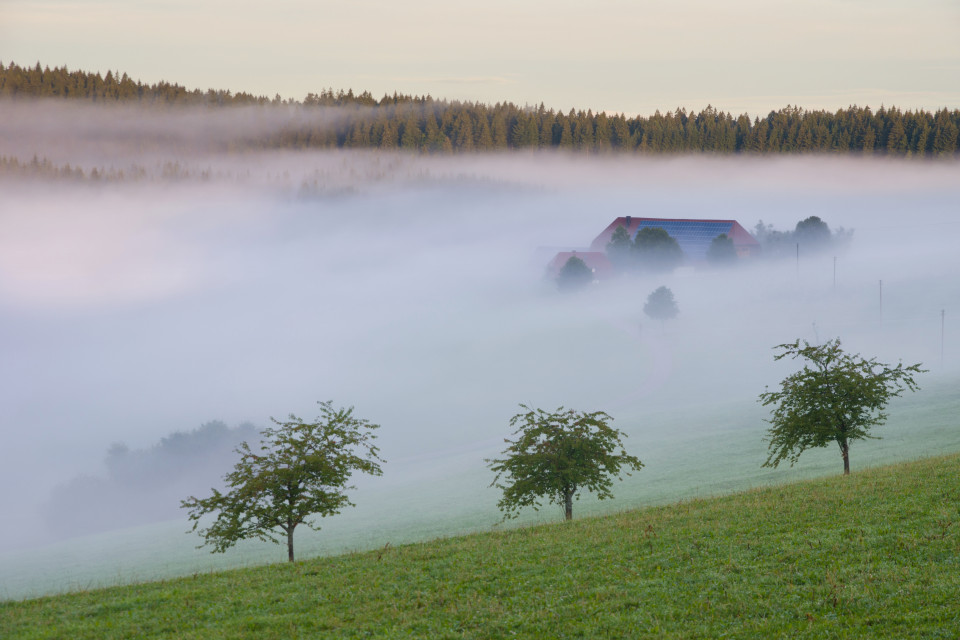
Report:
1,372,958,603
3,452,960,639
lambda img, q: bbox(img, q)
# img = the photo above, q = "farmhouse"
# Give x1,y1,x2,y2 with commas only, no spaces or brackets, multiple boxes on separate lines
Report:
590,217,761,261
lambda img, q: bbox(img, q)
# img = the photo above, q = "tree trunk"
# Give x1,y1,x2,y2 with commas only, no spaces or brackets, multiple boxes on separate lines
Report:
841,439,850,475
287,525,295,563
564,489,573,521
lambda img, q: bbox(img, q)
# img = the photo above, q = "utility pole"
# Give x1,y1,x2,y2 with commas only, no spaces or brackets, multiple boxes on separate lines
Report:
796,243,800,278
879,280,883,327
942,309,946,369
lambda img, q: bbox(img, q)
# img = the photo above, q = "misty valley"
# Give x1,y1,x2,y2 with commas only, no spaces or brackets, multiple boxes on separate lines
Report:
41,421,259,539
1,105,959,600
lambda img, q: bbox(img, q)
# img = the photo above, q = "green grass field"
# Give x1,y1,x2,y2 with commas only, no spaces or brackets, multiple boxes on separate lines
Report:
4,451,960,639
1,372,958,604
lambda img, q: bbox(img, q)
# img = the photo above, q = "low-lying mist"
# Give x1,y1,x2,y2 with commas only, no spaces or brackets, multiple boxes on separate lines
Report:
1,136,958,596
41,420,259,539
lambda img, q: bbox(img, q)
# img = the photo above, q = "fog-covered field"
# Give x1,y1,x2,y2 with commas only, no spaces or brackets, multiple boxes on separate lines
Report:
2,116,959,599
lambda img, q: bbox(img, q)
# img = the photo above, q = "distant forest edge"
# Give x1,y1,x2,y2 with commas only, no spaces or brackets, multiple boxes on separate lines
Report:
2,61,959,156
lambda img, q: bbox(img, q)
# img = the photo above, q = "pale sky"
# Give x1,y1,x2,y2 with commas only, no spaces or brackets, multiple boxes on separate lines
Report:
2,0,958,116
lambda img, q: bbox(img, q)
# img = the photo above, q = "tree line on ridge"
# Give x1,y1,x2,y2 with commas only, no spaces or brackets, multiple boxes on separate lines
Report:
2,61,958,156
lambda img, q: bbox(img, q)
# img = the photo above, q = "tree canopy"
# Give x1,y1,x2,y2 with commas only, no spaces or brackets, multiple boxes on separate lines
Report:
605,225,633,270
794,216,832,251
487,405,643,521
706,233,737,265
633,228,684,272
2,62,957,156
181,401,384,562
753,217,852,259
556,256,594,291
759,339,924,475
644,286,679,322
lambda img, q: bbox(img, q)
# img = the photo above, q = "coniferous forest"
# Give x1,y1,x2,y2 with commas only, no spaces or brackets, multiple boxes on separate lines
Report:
1,61,958,156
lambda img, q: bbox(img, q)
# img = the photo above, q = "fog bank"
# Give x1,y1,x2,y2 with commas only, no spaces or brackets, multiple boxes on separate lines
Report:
1,149,958,597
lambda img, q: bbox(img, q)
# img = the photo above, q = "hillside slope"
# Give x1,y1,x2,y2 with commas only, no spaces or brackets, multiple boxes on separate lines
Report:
3,453,959,639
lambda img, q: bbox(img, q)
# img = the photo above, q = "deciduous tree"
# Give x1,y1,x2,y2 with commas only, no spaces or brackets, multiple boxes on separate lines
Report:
794,215,831,251
487,405,643,521
605,225,633,270
643,286,679,322
706,233,737,265
633,227,683,272
181,401,384,562
556,256,594,291
759,339,924,475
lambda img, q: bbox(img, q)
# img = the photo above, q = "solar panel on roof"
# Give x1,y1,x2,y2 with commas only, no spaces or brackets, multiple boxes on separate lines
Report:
633,220,733,260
